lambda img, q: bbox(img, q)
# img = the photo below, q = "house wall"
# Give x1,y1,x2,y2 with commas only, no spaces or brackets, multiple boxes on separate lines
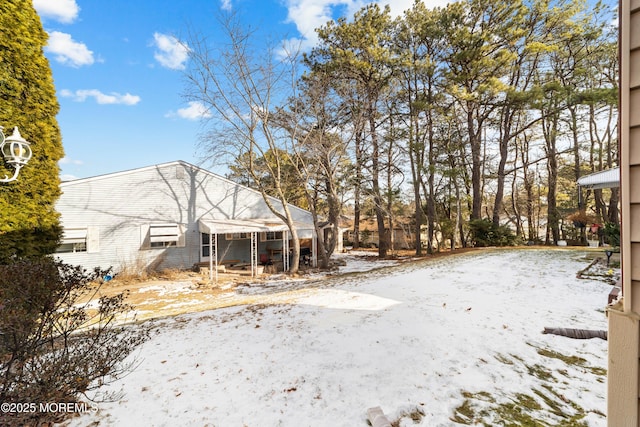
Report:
56,161,313,273
608,1,640,424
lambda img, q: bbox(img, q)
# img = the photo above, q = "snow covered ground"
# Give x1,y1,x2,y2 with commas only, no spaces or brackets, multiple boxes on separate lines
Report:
64,248,612,426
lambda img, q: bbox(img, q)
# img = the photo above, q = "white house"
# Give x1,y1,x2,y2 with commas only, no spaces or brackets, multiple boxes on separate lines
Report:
55,161,316,279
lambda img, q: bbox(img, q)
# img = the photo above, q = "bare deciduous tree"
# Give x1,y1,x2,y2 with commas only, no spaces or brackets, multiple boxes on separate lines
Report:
184,12,308,272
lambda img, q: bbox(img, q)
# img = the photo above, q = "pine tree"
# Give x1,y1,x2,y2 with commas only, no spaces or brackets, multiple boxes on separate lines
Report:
0,0,63,261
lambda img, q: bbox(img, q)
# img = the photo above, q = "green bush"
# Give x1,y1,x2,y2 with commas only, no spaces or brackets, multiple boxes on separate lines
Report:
603,222,620,248
469,219,517,247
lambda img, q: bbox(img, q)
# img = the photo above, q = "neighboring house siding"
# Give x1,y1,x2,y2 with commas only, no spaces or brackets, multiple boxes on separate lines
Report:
608,1,640,425
55,161,313,273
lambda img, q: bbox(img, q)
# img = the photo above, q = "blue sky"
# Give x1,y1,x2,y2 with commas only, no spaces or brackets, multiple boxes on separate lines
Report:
33,0,427,181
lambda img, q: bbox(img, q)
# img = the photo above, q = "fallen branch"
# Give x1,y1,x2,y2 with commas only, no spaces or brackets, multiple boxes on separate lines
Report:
576,258,600,279
543,327,607,340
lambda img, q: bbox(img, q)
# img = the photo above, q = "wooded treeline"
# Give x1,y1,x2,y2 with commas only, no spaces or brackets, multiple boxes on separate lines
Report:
186,0,618,264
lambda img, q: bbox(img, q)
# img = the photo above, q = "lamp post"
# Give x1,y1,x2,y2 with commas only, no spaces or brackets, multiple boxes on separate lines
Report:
0,126,32,183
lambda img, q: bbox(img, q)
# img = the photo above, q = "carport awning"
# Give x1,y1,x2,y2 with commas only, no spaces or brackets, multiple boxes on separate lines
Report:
577,167,620,190
198,218,314,234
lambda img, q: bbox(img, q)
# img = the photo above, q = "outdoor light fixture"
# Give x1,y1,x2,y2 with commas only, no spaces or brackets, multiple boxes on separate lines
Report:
0,126,32,183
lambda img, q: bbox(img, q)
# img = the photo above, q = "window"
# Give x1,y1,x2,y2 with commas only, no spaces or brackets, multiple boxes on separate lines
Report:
260,231,283,242
149,223,179,248
225,232,250,240
57,242,87,253
56,228,89,253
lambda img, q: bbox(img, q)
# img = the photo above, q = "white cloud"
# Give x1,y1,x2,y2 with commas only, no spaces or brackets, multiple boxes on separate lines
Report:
166,101,212,121
377,0,425,16
60,174,79,182
60,89,141,105
45,31,94,67
59,157,84,165
283,0,452,50
33,0,80,24
283,0,341,48
220,0,233,11
152,33,190,70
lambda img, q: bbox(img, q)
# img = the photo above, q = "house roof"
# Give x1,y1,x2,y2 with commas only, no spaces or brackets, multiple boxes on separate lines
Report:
60,160,313,219
577,167,620,190
61,160,222,187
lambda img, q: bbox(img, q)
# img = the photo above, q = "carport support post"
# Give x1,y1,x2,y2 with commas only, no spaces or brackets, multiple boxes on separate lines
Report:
312,229,317,267
283,230,289,272
215,233,218,283
208,233,212,283
251,231,257,277
208,232,218,284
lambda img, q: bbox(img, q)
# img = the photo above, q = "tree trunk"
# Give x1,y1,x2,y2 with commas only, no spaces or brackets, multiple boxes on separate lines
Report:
608,188,620,225
426,110,436,254
544,114,560,245
493,142,508,226
369,109,388,258
493,107,514,226
353,131,364,249
311,209,330,269
524,172,536,242
405,76,424,256
510,177,523,237
413,178,423,255
546,158,559,244
469,107,483,220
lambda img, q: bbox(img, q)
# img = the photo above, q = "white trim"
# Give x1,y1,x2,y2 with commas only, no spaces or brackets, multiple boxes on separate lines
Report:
216,234,220,282
86,227,100,253
207,233,219,283
283,230,289,271
251,232,258,277
261,230,284,242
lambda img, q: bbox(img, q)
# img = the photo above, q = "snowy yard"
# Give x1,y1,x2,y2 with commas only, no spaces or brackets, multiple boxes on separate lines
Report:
64,248,612,426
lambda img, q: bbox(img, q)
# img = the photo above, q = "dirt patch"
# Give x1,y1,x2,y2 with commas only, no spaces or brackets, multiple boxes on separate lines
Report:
76,271,252,321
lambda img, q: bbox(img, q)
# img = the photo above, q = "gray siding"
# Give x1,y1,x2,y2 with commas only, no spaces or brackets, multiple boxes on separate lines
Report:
55,161,313,273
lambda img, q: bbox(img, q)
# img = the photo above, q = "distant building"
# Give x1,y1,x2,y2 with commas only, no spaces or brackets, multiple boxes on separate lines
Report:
344,217,416,250
55,161,316,277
